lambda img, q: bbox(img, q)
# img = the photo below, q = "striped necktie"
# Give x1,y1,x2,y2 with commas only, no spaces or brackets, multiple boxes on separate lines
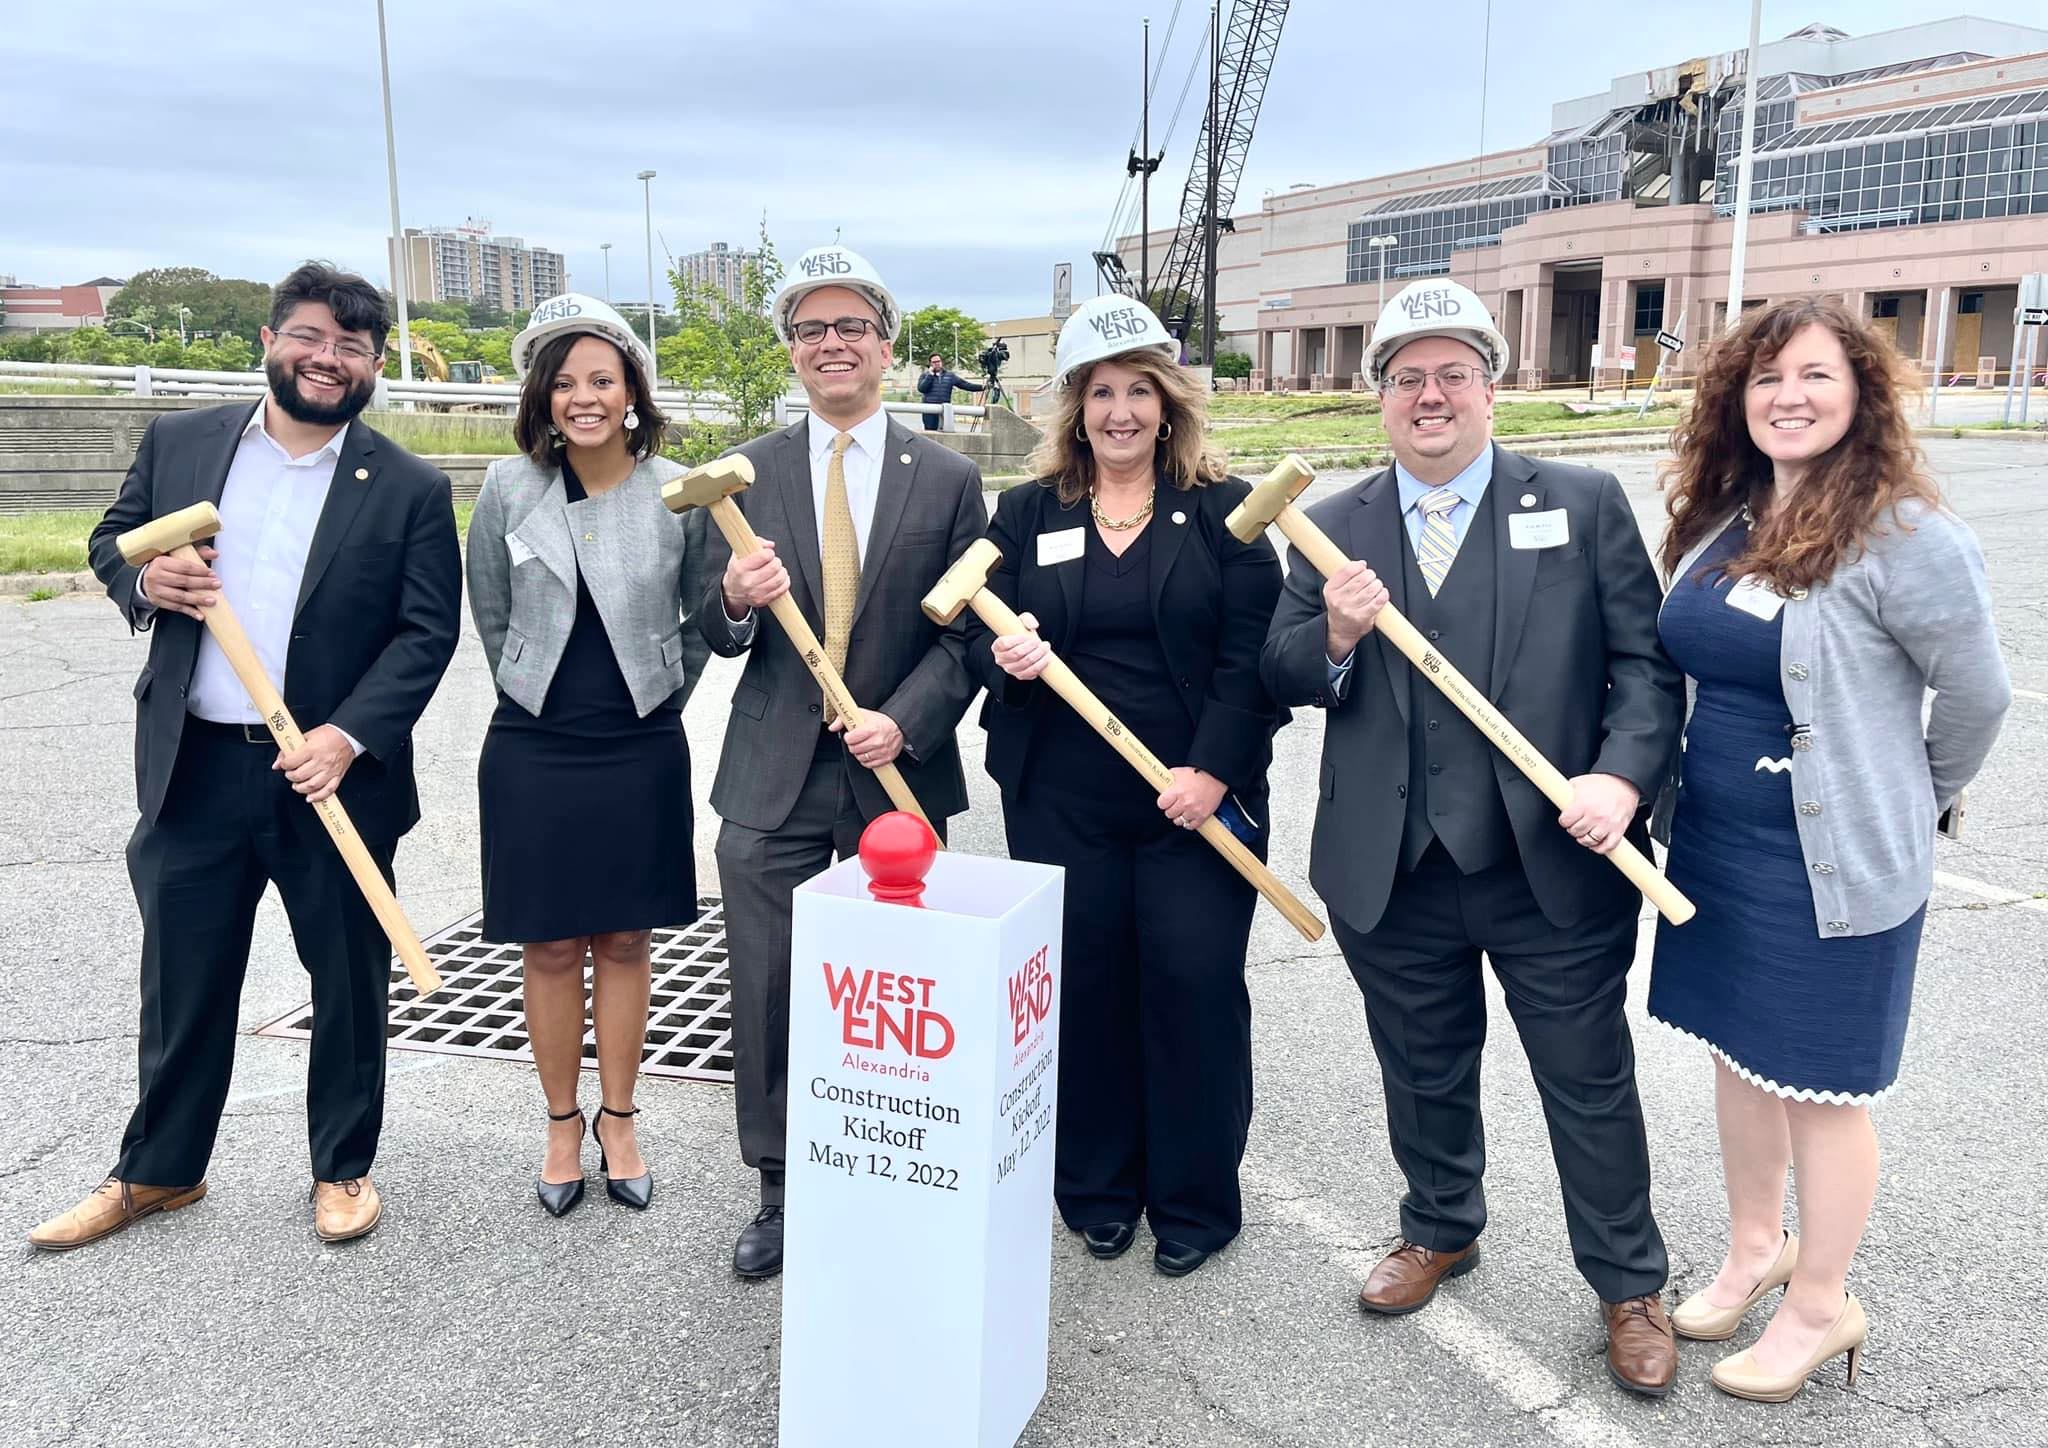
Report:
1416,487,1462,597
821,431,860,723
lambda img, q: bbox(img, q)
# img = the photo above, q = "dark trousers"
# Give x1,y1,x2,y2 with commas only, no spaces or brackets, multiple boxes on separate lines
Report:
715,743,947,1206
1003,782,1256,1252
116,724,397,1187
920,408,942,431
1333,842,1667,1303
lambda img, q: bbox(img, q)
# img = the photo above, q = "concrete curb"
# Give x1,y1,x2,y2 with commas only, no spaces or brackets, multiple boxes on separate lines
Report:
0,569,96,600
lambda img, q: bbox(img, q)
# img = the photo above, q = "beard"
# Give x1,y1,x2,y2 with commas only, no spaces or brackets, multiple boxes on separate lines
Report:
266,356,377,427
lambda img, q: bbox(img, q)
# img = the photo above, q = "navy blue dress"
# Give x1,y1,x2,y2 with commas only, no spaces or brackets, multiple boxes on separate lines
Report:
1648,520,1924,1103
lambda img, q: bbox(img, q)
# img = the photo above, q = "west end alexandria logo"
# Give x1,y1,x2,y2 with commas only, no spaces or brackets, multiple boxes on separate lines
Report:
799,250,855,278
1087,305,1150,343
1400,287,1469,322
1007,944,1053,1048
823,962,955,1060
530,297,584,325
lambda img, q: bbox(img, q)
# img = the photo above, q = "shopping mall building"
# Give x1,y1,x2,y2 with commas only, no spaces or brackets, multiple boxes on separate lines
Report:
1121,17,2048,389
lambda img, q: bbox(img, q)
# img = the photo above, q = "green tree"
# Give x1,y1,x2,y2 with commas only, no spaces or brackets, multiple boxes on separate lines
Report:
406,300,471,326
665,217,789,439
1212,350,1252,380
899,306,985,372
110,268,273,344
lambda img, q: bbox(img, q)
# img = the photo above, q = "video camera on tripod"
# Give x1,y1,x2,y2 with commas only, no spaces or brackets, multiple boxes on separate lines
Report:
977,337,1010,407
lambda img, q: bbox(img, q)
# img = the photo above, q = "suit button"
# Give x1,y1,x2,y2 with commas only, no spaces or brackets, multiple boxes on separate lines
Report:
808,704,821,715
1427,720,1441,731
1429,764,1443,776
1812,862,1836,875
1787,663,1810,681
1179,676,1191,689
1826,920,1849,933
178,685,188,698
1312,692,1327,708
1799,801,1821,815
1428,629,1442,641
1396,785,1407,799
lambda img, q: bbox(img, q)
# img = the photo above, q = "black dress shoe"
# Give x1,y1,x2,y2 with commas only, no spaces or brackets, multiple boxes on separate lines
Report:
536,1107,586,1218
594,1105,652,1210
1080,1221,1140,1260
734,1205,784,1278
1154,1239,1213,1277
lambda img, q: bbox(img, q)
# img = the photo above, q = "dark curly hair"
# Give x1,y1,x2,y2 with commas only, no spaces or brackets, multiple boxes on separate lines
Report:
1659,296,1938,591
514,330,668,465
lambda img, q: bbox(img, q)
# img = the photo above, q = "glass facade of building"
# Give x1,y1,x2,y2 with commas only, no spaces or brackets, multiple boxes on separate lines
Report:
1344,175,1560,282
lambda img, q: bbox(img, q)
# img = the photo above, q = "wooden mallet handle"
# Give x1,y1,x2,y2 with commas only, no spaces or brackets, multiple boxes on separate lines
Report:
1229,457,1694,926
159,544,443,992
955,575,1325,943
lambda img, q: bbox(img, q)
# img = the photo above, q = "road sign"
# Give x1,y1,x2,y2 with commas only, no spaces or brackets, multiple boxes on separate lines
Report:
2020,306,2048,327
1656,329,1685,352
1616,345,1638,370
1051,263,1072,322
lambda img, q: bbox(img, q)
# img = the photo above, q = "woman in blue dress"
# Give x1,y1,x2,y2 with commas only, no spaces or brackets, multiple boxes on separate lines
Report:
1650,298,2009,1402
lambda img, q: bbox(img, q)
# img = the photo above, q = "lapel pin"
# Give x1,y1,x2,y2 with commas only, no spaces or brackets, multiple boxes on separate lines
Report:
1519,492,1536,507
1171,510,1187,525
355,467,369,481
899,452,912,465
583,531,595,542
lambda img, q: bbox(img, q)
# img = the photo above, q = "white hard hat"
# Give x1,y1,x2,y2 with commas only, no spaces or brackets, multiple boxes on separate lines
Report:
1052,294,1178,388
1365,280,1510,386
513,293,653,379
773,245,900,344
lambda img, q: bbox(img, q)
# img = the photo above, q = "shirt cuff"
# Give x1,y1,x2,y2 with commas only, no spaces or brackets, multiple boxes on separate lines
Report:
133,567,158,616
1325,651,1355,700
335,727,365,759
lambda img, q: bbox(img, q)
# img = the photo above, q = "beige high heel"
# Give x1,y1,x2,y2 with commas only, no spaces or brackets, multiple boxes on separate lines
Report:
1673,1231,1800,1341
1711,1293,1867,1403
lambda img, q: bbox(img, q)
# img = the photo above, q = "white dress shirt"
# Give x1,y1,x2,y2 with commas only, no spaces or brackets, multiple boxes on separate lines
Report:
726,405,890,634
175,403,356,748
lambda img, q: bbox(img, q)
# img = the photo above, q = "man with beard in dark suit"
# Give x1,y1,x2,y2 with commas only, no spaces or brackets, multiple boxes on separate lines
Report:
30,262,461,1251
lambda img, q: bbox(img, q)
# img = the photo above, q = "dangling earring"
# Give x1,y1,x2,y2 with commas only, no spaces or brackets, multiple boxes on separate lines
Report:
1157,421,1174,440
1075,422,1089,442
547,423,564,447
624,407,641,431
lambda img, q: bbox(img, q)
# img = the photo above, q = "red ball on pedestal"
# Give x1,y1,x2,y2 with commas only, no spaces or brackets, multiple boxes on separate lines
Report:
858,811,938,907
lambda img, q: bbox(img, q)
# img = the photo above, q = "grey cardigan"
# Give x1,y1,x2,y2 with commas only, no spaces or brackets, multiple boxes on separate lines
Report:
466,452,712,718
1657,499,2010,938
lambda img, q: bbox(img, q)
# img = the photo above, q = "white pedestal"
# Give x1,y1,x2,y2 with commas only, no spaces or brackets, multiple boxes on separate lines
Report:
779,851,1065,1448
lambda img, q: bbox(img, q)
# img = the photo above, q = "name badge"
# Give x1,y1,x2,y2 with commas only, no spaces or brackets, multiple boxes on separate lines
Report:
507,536,538,567
1038,527,1086,566
1725,575,1786,620
1507,509,1569,549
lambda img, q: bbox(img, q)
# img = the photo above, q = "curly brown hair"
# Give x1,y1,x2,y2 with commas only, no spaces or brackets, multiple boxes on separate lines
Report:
1027,348,1227,505
1659,297,1937,591
513,330,668,466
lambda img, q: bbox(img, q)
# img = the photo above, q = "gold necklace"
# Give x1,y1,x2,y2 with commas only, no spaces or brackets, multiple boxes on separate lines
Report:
1090,484,1155,531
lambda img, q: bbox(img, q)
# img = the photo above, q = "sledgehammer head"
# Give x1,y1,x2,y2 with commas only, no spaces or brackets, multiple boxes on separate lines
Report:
660,454,756,514
1225,454,1316,544
116,502,223,565
920,538,1003,625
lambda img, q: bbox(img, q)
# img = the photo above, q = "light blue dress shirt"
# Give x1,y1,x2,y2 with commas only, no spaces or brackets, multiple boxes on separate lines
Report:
1327,444,1497,695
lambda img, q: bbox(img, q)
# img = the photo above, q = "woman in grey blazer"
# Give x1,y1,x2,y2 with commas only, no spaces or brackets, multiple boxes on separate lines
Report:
467,296,711,1217
1648,299,2009,1401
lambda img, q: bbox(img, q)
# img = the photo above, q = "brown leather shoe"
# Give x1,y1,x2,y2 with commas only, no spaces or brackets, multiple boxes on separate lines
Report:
312,1175,382,1243
1604,1294,1678,1397
28,1176,207,1252
1357,1238,1482,1315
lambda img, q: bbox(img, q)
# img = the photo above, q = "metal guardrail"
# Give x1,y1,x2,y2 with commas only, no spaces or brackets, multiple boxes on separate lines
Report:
0,359,989,427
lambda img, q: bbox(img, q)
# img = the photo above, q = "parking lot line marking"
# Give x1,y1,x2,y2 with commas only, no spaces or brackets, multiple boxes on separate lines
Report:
224,1054,449,1108
1933,870,2048,914
1240,1162,1650,1448
2012,688,2046,704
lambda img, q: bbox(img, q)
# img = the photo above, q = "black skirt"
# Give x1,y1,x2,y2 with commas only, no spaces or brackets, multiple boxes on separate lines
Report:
476,463,698,944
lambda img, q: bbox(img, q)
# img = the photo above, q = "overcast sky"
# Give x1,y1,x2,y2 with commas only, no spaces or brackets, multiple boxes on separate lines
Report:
6,2,2043,322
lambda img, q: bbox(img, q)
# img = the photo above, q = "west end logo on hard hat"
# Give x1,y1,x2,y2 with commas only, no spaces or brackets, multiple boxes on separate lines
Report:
529,296,586,327
1399,286,1472,323
1087,305,1151,344
799,250,855,278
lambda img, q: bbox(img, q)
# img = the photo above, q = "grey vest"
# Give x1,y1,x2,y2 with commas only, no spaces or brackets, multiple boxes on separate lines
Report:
1400,498,1514,873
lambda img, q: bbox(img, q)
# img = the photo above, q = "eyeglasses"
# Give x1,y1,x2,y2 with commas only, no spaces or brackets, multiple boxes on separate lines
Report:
790,316,881,345
276,326,378,363
1383,365,1485,396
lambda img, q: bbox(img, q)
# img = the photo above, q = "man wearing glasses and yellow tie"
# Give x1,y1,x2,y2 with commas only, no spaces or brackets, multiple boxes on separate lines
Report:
696,245,988,1279
33,263,461,1253
1260,280,1685,1397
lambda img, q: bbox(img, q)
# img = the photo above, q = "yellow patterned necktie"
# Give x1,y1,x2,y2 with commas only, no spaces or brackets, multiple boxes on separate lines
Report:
821,430,860,723
1416,486,1461,597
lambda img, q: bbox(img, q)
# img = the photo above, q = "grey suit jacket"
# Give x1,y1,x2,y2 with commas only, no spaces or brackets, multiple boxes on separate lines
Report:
696,416,989,831
1656,500,2010,937
467,452,712,717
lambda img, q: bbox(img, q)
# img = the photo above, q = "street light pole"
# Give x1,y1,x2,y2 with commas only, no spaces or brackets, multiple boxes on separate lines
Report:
1725,0,1764,321
637,170,658,361
375,0,414,393
600,242,612,302
1370,235,1397,314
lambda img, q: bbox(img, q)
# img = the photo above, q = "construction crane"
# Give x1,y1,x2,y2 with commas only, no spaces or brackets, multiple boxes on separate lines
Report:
1096,1,1289,356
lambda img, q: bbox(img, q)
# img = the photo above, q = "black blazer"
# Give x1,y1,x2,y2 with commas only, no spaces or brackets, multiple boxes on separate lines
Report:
87,402,464,841
964,473,1285,813
695,417,989,831
1261,448,1682,934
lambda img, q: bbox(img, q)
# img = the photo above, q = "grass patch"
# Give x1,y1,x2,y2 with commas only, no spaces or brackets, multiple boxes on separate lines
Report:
0,380,115,395
365,410,520,456
1207,398,1679,458
26,585,58,601
0,512,100,574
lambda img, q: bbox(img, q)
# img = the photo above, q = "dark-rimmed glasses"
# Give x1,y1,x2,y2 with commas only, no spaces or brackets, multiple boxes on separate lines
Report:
791,317,881,345
1383,364,1485,396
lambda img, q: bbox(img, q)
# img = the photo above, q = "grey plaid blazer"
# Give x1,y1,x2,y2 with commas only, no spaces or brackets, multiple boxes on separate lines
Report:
695,417,989,831
466,452,712,718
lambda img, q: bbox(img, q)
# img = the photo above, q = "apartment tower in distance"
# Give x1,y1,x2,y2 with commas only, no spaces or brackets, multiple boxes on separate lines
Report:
396,219,567,313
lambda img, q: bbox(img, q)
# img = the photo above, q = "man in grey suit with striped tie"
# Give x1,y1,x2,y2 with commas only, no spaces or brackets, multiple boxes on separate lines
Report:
1260,280,1685,1397
695,246,988,1278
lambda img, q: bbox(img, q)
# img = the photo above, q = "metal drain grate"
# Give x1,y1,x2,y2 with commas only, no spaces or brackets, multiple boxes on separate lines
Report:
254,897,734,1082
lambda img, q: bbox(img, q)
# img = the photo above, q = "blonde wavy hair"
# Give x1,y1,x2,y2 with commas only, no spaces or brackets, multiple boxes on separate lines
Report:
1027,349,1227,504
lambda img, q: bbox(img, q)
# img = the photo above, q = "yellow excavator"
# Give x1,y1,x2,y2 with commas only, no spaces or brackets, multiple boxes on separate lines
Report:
407,335,496,385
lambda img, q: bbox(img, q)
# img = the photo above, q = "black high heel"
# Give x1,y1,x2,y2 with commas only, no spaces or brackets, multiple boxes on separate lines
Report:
594,1104,652,1210
537,1107,586,1218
